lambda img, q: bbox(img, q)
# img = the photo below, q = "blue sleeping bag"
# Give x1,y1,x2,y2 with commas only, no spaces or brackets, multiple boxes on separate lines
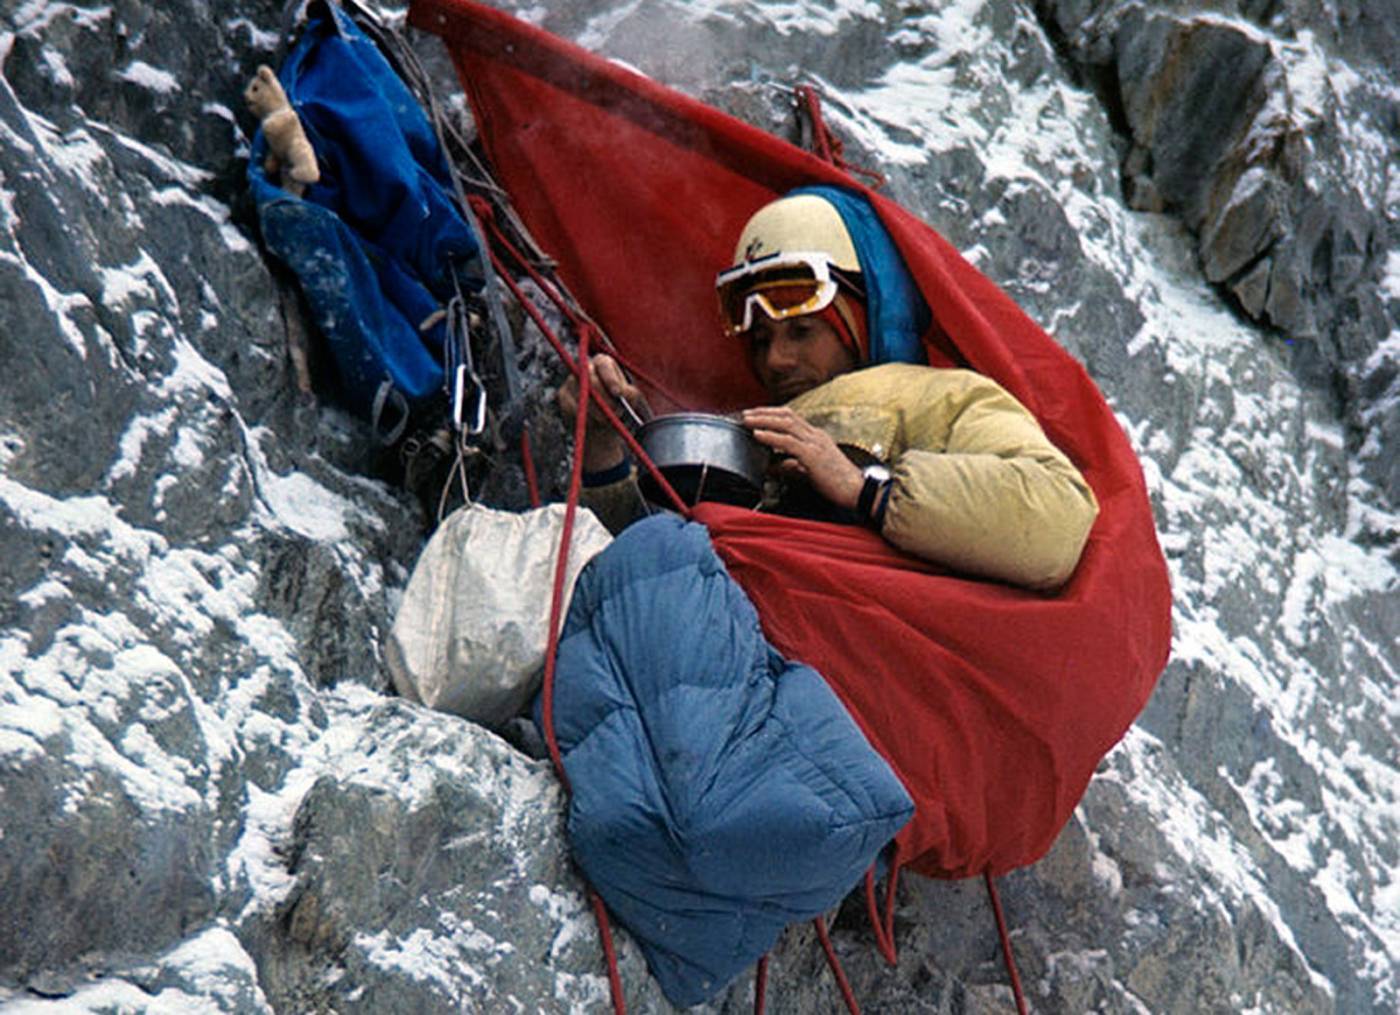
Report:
546,514,914,1005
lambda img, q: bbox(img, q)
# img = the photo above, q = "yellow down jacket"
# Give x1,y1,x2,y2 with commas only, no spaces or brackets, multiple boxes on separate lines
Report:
584,363,1099,592
787,363,1098,591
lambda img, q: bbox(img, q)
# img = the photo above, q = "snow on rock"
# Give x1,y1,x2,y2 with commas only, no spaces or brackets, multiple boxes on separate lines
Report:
0,0,1395,1012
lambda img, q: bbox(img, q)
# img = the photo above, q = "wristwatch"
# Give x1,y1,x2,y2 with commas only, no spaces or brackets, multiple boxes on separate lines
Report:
856,464,892,527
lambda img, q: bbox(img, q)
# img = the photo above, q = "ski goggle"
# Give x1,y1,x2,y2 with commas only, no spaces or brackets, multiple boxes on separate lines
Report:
716,251,853,336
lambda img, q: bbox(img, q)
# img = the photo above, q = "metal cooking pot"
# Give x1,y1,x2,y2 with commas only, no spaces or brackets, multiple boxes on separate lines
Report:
636,412,771,508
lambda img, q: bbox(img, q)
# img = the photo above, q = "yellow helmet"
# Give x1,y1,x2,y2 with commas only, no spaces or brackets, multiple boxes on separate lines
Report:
731,194,860,272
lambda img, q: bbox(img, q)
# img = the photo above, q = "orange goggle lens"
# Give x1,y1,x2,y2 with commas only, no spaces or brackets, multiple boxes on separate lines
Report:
716,258,838,335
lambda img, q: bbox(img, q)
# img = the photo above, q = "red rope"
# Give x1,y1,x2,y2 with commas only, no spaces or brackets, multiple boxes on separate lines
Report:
478,210,688,1014
469,194,695,413
984,874,1029,1015
539,324,591,790
797,84,837,164
481,244,693,517
534,325,627,1015
591,888,627,1013
478,230,693,518
754,955,768,1015
520,425,541,508
813,916,861,1015
862,853,902,965
794,84,886,189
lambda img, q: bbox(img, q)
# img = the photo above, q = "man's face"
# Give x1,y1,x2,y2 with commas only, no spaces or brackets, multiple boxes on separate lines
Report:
746,312,858,403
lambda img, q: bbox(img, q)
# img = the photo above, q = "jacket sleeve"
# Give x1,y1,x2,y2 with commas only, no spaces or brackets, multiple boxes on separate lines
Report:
579,465,651,535
881,375,1099,592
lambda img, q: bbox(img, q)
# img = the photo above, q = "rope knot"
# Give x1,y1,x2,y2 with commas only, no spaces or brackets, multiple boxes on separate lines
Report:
468,193,496,223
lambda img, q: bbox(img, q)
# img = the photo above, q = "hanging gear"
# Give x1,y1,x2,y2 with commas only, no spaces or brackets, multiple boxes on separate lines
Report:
248,0,482,444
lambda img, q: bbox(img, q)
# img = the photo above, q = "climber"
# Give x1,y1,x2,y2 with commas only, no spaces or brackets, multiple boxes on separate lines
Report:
558,187,1099,591
543,186,1103,1005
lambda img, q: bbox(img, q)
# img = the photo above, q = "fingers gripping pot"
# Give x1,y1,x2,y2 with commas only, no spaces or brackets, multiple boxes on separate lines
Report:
636,413,771,508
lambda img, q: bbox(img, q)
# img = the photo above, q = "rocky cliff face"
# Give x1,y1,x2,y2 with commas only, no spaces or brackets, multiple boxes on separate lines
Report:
1,1,1395,1012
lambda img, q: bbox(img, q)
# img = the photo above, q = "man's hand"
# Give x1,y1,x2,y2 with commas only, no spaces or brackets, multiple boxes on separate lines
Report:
740,406,864,511
556,354,645,473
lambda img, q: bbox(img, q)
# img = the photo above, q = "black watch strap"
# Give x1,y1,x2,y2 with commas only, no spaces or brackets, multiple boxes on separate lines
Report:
857,473,881,520
857,466,891,527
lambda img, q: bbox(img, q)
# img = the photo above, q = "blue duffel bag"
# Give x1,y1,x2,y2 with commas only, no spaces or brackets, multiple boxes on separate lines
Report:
247,0,479,435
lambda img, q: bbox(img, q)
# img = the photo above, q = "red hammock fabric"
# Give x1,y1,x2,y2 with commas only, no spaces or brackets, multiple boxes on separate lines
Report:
411,0,1172,878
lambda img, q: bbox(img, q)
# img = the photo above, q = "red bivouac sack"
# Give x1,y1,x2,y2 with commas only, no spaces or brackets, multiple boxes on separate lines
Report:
410,0,1171,880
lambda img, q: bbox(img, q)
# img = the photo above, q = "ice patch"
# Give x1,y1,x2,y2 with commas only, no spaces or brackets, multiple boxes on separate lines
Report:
100,249,178,313
1380,251,1400,302
99,123,212,188
0,249,93,359
226,771,319,916
12,2,114,36
117,60,180,94
107,407,178,484
224,16,280,52
0,979,233,1014
159,335,233,400
257,469,356,543
40,46,73,88
355,917,514,995
684,0,881,38
27,113,107,179
0,925,271,1014
1228,758,1320,871
3,612,205,816
1105,729,1337,996
0,475,163,556
155,926,270,1007
151,186,252,253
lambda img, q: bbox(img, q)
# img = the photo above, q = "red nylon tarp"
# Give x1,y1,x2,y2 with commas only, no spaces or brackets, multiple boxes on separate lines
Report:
411,0,1172,878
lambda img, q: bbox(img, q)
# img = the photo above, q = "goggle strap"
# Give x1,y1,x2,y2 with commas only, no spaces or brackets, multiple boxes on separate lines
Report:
716,250,836,287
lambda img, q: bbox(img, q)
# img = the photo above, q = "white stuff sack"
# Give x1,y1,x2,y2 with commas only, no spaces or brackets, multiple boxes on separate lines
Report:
385,502,614,728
